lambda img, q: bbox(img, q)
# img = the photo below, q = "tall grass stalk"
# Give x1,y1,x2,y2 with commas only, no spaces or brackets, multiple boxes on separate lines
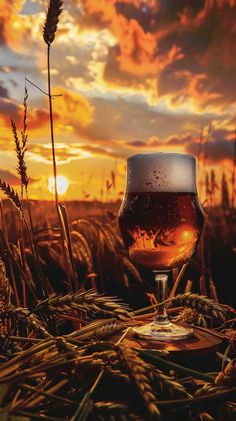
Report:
43,0,77,292
11,88,46,299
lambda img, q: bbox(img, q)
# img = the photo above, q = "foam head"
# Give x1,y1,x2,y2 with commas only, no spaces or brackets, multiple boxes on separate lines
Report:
126,152,197,193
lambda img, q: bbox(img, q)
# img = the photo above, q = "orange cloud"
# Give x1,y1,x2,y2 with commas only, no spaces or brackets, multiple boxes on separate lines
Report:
52,87,94,128
83,0,183,81
0,1,32,49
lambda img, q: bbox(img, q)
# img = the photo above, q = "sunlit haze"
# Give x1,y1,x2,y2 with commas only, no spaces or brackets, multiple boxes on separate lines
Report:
0,0,235,203
48,175,69,196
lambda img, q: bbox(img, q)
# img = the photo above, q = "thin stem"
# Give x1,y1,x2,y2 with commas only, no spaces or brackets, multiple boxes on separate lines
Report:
22,215,45,299
47,43,75,291
0,201,20,307
47,43,75,293
47,43,58,205
154,271,169,324
25,189,47,296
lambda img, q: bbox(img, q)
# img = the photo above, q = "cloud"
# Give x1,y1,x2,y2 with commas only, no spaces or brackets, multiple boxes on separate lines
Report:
26,143,91,164
0,168,37,185
186,138,236,163
73,0,236,113
124,132,193,150
52,87,94,128
0,169,20,185
0,97,21,125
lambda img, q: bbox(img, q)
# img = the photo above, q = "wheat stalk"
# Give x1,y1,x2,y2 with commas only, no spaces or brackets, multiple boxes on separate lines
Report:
120,256,143,284
0,257,12,337
12,119,28,189
34,290,131,321
71,230,94,272
149,369,192,400
43,0,75,294
115,345,161,419
16,309,52,339
94,320,126,338
170,292,228,323
215,360,236,387
0,257,12,310
93,402,143,420
43,0,63,45
174,307,208,328
0,179,22,212
11,88,29,190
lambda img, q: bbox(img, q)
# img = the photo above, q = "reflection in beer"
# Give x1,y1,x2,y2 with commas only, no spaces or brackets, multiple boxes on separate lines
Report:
128,225,198,269
119,191,204,270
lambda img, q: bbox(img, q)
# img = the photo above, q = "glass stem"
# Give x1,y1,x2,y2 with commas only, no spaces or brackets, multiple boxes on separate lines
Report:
154,271,169,324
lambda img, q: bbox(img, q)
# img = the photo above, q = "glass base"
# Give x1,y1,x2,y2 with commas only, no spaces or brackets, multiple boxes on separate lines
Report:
133,321,194,342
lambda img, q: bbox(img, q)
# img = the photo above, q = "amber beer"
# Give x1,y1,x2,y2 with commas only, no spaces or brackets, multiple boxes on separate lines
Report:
119,191,204,269
118,153,204,270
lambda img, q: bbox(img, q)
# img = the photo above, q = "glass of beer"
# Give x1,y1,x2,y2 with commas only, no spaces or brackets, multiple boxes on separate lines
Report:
118,152,204,341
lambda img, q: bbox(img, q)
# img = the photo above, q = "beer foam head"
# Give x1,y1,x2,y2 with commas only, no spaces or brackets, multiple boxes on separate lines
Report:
126,153,197,193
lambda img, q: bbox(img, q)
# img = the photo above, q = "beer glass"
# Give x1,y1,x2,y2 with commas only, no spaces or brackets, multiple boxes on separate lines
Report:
118,153,204,341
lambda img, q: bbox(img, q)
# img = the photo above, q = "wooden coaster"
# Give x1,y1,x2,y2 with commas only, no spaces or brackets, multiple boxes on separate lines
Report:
113,325,222,358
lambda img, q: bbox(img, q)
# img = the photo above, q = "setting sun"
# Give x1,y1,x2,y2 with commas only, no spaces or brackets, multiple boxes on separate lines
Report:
48,175,69,196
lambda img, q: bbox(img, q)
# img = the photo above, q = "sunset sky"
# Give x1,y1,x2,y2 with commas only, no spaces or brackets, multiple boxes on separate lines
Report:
0,0,236,200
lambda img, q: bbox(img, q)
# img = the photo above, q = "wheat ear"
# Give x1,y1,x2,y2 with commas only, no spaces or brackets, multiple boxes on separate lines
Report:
0,179,22,212
11,119,29,189
115,344,161,419
43,0,63,44
170,292,228,323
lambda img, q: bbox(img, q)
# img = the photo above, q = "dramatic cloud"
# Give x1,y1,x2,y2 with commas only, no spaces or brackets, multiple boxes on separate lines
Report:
0,0,236,199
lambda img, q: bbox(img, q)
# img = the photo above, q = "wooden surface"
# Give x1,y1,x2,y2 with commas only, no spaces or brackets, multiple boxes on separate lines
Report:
113,325,223,358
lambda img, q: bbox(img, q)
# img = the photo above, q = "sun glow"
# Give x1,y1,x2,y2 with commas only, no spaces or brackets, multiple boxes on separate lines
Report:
48,175,69,196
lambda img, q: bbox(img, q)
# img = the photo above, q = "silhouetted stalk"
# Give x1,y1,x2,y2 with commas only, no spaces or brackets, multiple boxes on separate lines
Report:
22,214,45,299
0,229,37,303
12,87,46,299
45,3,77,292
0,201,20,307
19,228,27,307
25,189,47,295
47,43,58,206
